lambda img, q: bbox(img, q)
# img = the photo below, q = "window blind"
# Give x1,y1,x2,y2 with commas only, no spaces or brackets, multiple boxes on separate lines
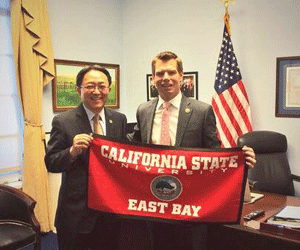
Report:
0,1,23,188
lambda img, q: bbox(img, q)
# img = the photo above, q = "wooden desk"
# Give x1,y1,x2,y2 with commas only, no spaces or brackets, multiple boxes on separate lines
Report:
207,192,300,250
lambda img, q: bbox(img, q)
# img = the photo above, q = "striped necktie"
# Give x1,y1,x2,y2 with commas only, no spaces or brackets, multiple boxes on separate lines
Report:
93,114,103,135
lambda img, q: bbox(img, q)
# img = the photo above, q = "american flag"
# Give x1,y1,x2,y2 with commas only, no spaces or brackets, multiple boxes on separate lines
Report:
212,18,252,148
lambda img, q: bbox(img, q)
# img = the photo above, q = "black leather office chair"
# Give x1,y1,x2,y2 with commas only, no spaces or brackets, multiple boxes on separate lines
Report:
237,131,298,196
0,184,41,250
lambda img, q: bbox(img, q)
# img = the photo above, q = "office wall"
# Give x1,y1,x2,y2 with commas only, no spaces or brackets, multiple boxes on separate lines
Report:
43,0,300,195
43,0,123,132
121,0,300,195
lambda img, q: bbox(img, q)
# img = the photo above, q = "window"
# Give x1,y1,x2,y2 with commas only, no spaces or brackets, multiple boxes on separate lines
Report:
0,1,24,188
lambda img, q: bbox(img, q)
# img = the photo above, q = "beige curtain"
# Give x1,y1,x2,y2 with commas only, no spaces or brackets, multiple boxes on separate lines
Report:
11,0,55,232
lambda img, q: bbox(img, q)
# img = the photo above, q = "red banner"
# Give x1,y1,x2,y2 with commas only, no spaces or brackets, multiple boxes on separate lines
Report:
88,136,247,223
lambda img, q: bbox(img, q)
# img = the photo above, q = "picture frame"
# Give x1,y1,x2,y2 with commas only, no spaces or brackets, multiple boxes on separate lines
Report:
146,71,198,101
52,59,120,111
276,56,300,117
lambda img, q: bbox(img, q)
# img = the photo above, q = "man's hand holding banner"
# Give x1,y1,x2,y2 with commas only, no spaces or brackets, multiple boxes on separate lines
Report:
88,136,247,224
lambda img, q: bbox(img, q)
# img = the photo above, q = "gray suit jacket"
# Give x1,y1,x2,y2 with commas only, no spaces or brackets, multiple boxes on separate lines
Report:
130,95,220,149
127,96,220,250
45,103,127,233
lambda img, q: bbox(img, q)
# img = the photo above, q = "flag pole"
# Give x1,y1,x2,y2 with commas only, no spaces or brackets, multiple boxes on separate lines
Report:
220,0,234,36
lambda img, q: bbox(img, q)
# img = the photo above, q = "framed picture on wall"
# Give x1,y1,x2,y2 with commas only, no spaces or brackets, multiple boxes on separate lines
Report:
276,56,300,117
52,59,120,112
146,71,198,101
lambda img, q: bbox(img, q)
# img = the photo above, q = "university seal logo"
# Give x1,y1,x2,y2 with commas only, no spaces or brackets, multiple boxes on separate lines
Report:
150,175,182,201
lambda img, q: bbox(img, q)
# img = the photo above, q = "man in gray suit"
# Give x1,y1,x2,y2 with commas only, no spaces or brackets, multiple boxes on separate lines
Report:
45,65,127,250
129,51,256,249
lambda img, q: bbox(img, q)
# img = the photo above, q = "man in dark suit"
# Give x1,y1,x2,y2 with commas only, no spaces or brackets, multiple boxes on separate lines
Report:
129,51,256,250
45,65,127,250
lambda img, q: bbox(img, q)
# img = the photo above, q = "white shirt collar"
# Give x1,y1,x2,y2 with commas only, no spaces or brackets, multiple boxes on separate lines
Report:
82,104,105,122
157,92,182,110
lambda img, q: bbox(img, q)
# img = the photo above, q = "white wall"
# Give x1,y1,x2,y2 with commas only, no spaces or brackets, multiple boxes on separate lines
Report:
43,0,300,195
43,0,123,132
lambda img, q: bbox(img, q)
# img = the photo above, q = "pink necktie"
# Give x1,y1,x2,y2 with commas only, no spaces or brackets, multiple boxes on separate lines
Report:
93,114,103,135
160,102,171,145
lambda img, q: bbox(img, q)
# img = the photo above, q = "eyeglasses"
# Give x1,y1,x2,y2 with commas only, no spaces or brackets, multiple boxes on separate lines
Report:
81,84,109,92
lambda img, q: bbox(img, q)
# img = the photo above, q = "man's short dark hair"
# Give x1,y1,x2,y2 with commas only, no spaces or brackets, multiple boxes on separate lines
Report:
151,51,183,75
76,65,112,87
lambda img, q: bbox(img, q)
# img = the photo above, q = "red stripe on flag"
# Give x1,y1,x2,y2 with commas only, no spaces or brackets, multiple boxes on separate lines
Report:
229,81,253,132
219,90,243,136
212,97,236,147
237,81,253,132
212,99,235,148
237,80,250,103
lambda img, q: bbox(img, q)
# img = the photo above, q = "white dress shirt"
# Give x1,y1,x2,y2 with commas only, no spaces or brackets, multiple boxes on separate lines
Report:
151,93,182,146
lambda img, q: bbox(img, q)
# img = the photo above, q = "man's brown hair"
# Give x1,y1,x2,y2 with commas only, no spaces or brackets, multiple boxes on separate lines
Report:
151,51,183,75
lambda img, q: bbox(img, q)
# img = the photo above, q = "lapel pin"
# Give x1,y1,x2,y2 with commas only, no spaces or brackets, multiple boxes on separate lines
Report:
109,119,113,124
185,108,191,114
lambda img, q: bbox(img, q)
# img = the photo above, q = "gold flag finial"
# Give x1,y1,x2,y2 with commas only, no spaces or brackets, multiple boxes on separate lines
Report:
220,0,234,36
221,0,234,14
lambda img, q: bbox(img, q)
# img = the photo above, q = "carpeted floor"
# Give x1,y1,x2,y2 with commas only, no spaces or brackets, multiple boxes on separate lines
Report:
24,231,59,250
